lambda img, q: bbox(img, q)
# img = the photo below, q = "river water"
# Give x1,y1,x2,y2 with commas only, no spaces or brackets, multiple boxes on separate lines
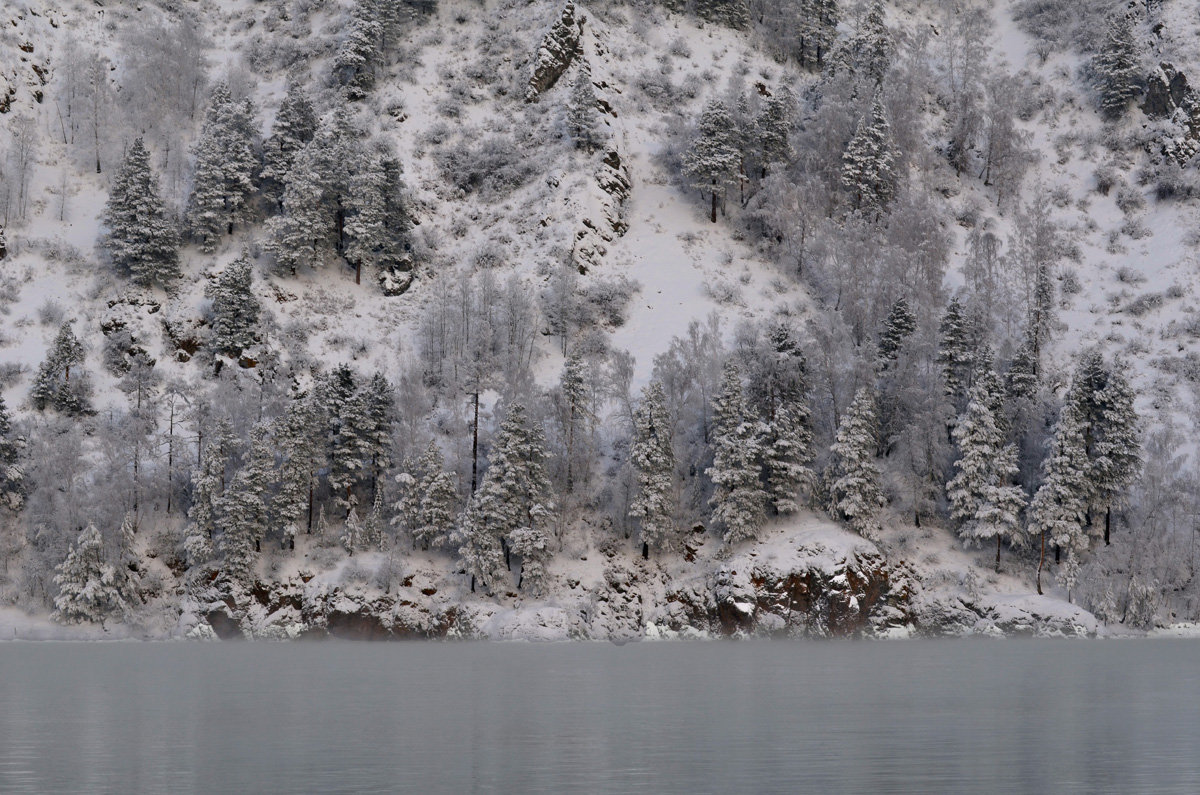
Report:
1,639,1198,793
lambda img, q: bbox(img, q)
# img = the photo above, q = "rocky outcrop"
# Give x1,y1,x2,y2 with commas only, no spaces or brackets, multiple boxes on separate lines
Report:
572,145,632,272
525,2,585,103
1143,63,1200,165
1144,63,1191,119
658,536,913,638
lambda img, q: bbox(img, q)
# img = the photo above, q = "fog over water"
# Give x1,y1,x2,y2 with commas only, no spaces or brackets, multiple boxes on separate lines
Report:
2,640,1198,793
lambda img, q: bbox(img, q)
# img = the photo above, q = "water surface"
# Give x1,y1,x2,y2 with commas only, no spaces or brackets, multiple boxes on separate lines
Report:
1,639,1197,793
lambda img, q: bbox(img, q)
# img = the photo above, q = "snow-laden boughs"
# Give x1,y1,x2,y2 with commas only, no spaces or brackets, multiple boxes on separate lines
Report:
205,254,260,359
684,99,742,223
274,393,325,543
566,63,604,154
100,137,181,289
261,83,317,208
334,0,383,99
828,388,885,538
189,420,234,541
1092,12,1141,121
937,298,975,410
762,403,815,515
877,297,916,369
1029,403,1091,597
186,84,259,252
395,441,458,550
218,425,272,583
707,363,768,545
947,370,1027,570
0,396,25,513
841,91,898,214
53,524,128,628
464,403,554,596
31,322,91,416
629,380,679,554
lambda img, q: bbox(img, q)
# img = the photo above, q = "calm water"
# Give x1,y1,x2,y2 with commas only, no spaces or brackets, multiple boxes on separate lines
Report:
2,639,1199,793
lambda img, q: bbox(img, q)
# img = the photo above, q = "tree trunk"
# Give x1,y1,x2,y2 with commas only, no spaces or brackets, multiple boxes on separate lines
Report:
710,187,717,223
471,391,480,493
995,534,1001,573
642,541,649,560
307,479,314,533
470,574,476,593
1036,532,1045,595
355,259,361,285
1105,506,1112,546
1055,544,1060,564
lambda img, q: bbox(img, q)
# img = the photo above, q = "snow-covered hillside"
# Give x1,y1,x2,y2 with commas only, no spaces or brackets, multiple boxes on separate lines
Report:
0,0,1194,639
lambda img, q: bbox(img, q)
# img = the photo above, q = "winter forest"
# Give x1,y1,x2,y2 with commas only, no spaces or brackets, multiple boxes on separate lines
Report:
0,0,1193,640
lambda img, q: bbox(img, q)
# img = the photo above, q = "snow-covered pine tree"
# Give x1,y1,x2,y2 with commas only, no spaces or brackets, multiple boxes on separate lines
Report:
695,0,750,29
1093,12,1141,121
397,441,457,550
361,371,395,500
324,365,371,516
559,353,589,493
344,157,390,285
52,523,127,627
796,0,839,68
266,142,331,275
467,403,555,594
684,99,742,223
455,501,508,594
947,370,1027,570
0,395,26,512
754,87,794,178
841,91,898,214
219,426,273,584
850,0,891,83
629,380,679,556
190,420,233,540
707,363,768,545
1092,363,1140,545
205,254,260,359
877,296,917,369
1029,403,1091,597
828,388,885,537
762,403,815,515
31,322,91,415
101,137,181,289
937,298,975,410
566,63,603,153
187,84,259,252
262,83,317,209
1006,330,1039,402
341,508,364,554
334,0,383,99
274,392,325,542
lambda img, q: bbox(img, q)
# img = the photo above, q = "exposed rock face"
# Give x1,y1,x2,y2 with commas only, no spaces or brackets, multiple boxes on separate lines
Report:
660,539,912,638
1143,63,1200,165
1144,63,1191,119
525,2,585,103
573,145,632,272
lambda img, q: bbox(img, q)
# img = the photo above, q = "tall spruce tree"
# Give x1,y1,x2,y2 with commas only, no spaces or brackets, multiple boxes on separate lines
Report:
566,64,603,153
395,441,457,550
0,396,25,513
186,84,259,252
100,138,181,289
629,381,679,556
262,84,318,208
1093,12,1141,121
31,323,91,415
828,388,885,537
877,297,917,369
1029,403,1091,597
947,371,1027,571
937,299,975,411
52,523,128,627
841,92,898,214
707,363,768,545
205,254,260,358
684,99,742,223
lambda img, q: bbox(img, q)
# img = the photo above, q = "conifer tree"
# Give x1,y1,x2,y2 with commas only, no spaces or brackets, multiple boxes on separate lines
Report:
796,0,839,68
937,299,975,410
684,99,742,223
455,501,507,594
274,393,325,541
566,64,603,153
344,157,390,285
262,84,318,208
754,88,793,177
850,0,891,83
361,371,395,500
762,403,815,515
1092,364,1140,545
334,0,383,99
1093,12,1141,121
841,91,898,214
53,524,128,627
324,366,370,516
466,403,555,594
629,381,679,556
559,353,589,493
695,0,750,29
190,421,234,540
205,254,260,358
266,142,332,275
0,395,25,513
31,323,91,415
100,138,181,289
948,371,1027,570
219,427,272,583
396,442,457,550
828,388,885,537
186,84,259,252
707,363,768,545
877,297,916,368
1029,404,1091,596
